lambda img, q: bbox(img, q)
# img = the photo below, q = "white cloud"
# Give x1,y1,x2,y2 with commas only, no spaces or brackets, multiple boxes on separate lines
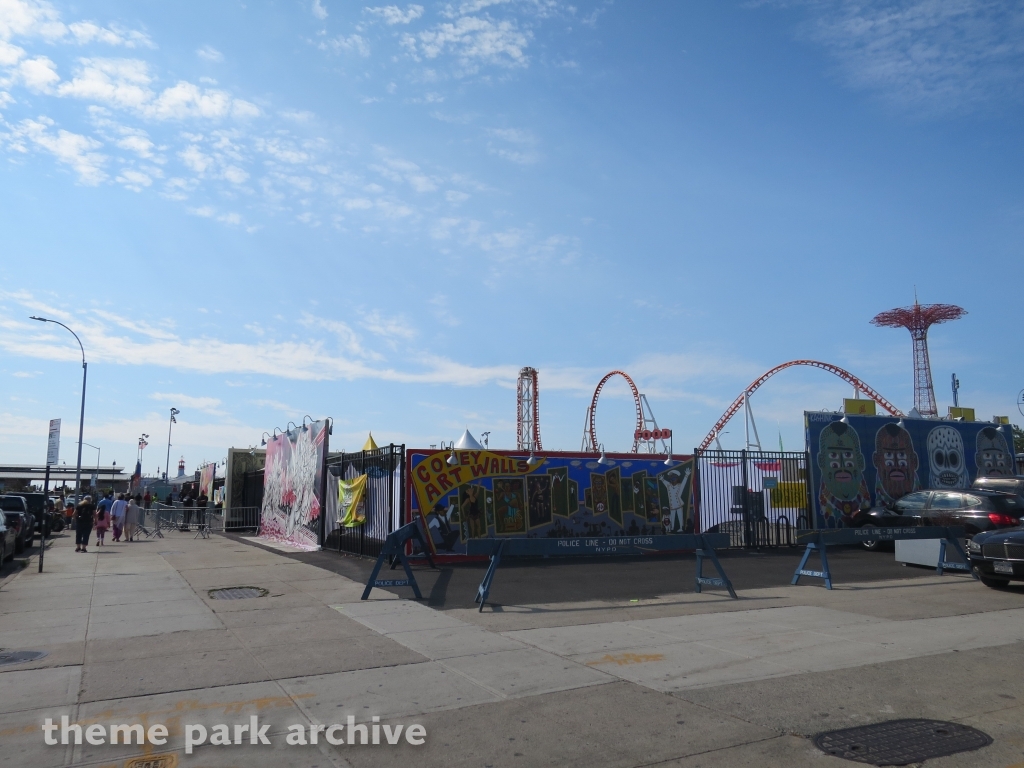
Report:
486,126,539,164
145,80,259,120
0,294,521,387
68,21,152,48
150,392,226,415
57,58,152,108
116,168,151,191
17,54,59,91
196,45,223,62
323,33,370,57
116,131,154,158
5,117,106,184
366,4,424,25
179,144,212,174
222,164,248,184
413,16,530,68
0,0,67,42
312,0,328,21
360,310,418,341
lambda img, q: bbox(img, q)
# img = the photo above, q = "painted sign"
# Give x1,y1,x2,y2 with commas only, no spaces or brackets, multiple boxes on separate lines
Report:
805,411,1014,528
407,449,696,556
199,463,215,499
46,419,60,466
843,399,876,416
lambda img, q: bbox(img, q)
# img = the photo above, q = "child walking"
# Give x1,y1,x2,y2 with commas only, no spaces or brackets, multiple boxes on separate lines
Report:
94,504,109,546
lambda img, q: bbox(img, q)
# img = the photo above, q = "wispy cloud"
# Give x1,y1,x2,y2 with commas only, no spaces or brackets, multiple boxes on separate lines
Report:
150,392,226,416
762,0,1024,113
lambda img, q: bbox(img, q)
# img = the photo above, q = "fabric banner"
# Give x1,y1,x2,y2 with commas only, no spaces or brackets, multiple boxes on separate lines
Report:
199,463,215,498
259,420,328,550
338,474,367,527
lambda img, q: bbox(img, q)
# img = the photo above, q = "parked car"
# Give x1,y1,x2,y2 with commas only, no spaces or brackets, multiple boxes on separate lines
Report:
917,490,1022,535
0,496,34,553
0,513,15,563
972,476,1024,501
841,501,912,551
17,492,55,536
967,526,1024,588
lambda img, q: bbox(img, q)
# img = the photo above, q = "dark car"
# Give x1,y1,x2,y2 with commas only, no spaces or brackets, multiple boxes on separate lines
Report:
0,514,15,563
967,526,1024,588
972,476,1024,501
917,490,1022,534
842,501,912,551
17,492,55,536
0,496,34,553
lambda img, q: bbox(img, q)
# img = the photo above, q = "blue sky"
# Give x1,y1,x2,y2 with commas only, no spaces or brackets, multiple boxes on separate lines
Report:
1,0,1022,475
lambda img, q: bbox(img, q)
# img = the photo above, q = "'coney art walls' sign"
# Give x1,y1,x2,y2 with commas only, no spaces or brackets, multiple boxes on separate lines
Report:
805,411,1014,529
259,421,328,550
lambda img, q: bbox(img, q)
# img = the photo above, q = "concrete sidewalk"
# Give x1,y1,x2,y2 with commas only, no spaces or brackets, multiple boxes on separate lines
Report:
1,530,1022,768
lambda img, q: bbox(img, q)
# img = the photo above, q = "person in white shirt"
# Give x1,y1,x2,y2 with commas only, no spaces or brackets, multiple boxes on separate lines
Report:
110,494,128,542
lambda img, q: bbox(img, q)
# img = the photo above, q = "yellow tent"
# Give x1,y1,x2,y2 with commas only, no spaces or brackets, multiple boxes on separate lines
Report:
362,432,379,451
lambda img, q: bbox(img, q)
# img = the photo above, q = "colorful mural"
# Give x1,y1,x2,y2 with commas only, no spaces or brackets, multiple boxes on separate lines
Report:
259,420,328,550
408,449,695,556
805,412,1013,528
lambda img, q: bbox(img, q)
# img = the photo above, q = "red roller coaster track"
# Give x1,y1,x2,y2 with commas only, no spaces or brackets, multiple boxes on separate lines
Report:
698,360,904,452
589,370,644,453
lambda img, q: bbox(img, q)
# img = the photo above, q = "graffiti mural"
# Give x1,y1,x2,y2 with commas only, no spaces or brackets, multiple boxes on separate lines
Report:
408,449,695,556
259,420,328,550
806,412,1010,528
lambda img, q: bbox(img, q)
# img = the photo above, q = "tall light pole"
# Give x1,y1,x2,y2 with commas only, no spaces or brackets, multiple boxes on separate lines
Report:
81,442,101,488
165,409,179,481
30,316,87,504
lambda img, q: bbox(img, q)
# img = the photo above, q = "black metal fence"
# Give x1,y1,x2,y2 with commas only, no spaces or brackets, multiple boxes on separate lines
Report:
693,450,813,548
323,444,405,558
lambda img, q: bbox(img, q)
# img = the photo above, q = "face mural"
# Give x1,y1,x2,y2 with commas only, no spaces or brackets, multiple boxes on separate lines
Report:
816,421,870,526
872,423,919,503
976,427,1013,477
927,426,969,489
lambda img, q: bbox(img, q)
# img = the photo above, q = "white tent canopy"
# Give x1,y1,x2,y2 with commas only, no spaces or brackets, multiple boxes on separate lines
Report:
454,429,484,450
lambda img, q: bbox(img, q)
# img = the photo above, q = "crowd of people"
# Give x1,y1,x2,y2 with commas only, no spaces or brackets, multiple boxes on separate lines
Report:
66,487,213,552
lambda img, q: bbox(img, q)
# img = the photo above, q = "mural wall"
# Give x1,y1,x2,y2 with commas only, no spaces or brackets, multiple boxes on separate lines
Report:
259,420,328,550
408,449,695,556
805,411,1014,528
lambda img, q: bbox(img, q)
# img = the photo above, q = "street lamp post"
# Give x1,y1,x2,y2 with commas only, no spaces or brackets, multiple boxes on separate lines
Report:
165,408,179,482
81,443,100,490
30,317,87,504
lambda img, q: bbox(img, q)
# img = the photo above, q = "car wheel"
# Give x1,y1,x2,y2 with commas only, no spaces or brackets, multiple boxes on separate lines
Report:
860,523,881,551
979,576,1010,589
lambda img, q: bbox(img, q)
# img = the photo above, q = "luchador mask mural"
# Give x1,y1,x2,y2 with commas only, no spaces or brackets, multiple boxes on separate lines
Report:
927,426,968,488
872,423,919,503
816,421,870,525
818,422,866,499
975,427,1012,477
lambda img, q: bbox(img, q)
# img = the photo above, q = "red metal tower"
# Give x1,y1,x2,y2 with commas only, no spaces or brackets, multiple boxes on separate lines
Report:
871,300,966,417
516,367,542,451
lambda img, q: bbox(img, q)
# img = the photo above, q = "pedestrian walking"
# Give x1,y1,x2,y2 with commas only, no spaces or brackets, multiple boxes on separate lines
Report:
143,490,152,510
182,491,194,531
74,495,95,552
125,495,141,541
94,504,109,546
110,493,127,542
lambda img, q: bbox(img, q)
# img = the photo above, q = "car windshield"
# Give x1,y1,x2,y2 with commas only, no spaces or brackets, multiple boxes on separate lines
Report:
0,499,26,511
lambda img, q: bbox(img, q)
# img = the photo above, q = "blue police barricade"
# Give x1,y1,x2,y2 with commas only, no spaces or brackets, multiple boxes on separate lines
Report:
361,521,435,600
466,534,736,611
791,525,974,590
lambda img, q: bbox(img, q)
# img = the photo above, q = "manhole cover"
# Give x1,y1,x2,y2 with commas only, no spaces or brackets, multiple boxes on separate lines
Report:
0,650,49,667
814,719,992,765
208,586,267,600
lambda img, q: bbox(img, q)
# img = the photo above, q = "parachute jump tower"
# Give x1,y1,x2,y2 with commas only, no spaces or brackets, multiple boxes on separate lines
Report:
871,299,966,418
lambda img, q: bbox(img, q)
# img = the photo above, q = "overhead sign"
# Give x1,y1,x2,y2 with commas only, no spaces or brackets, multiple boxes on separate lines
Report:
843,399,876,416
46,419,61,466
